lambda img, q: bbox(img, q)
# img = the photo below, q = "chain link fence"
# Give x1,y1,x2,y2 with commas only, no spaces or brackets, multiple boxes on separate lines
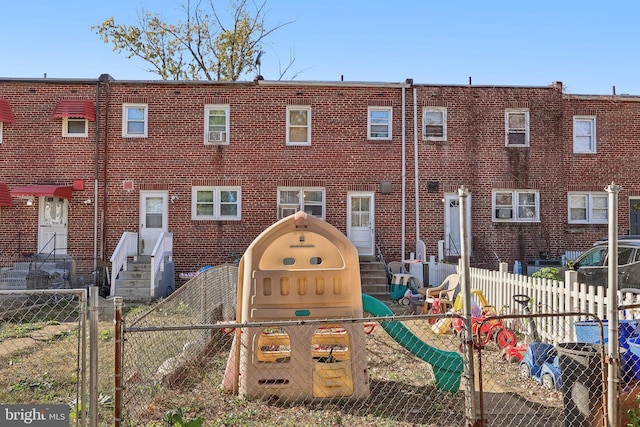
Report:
0,289,90,426
118,266,473,426
117,266,640,426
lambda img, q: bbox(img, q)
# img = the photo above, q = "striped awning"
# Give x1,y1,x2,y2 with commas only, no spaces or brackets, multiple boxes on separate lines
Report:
11,185,74,200
0,99,15,123
50,99,96,121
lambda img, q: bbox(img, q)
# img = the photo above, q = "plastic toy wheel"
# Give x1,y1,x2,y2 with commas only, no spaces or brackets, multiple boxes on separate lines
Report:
542,373,555,390
496,328,517,348
519,362,531,379
399,297,411,306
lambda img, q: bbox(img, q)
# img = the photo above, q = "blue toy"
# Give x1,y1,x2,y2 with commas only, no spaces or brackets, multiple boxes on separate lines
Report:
519,342,562,390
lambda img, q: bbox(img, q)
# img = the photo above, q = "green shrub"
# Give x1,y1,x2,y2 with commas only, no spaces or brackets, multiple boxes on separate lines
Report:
531,267,562,281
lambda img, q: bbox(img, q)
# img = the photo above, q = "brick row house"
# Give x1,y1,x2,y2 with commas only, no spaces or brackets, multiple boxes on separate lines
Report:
0,75,638,295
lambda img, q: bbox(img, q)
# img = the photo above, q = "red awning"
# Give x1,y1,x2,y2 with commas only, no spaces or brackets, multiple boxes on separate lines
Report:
11,185,74,200
0,182,13,206
0,99,15,123
50,99,96,121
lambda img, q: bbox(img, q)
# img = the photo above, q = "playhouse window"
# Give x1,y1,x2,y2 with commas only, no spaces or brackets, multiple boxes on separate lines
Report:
256,328,291,363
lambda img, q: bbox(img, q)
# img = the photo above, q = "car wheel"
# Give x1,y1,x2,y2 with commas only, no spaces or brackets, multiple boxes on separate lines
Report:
542,373,555,390
519,363,531,379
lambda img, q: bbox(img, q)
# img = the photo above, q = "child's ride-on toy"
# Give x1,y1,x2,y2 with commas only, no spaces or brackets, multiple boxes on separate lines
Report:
519,342,562,390
451,289,517,349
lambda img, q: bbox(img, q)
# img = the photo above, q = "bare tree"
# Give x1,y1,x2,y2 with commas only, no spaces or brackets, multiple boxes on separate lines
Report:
92,0,293,81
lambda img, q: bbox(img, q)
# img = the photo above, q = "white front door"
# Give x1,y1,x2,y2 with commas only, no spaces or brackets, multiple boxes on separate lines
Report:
444,194,471,257
139,191,168,255
347,192,374,256
38,197,68,254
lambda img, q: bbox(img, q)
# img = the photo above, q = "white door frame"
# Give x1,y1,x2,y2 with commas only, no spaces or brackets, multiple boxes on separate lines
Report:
347,192,375,256
38,196,68,254
139,191,168,255
444,193,472,257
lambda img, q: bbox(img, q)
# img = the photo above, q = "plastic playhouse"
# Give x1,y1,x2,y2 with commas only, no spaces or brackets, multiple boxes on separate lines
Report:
222,212,463,401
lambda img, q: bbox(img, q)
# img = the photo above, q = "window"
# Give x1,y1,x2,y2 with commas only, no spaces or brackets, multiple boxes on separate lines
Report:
423,107,447,141
278,187,324,219
122,104,148,138
62,118,87,137
286,106,311,145
505,109,529,147
493,190,539,222
192,187,241,220
568,193,608,224
368,107,392,140
204,105,230,145
573,116,596,153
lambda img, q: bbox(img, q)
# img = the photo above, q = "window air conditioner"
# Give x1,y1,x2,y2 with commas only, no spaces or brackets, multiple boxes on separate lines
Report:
496,208,512,219
208,131,226,143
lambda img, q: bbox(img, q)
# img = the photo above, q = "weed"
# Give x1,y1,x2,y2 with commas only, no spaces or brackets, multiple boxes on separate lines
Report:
162,407,204,427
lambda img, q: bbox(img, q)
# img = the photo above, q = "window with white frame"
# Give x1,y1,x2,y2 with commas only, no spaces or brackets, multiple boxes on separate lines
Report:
568,192,608,224
493,190,540,222
368,107,392,140
122,103,148,138
423,107,447,141
286,106,311,145
62,118,88,137
573,116,596,153
204,104,229,145
192,187,241,220
278,187,324,219
505,109,529,147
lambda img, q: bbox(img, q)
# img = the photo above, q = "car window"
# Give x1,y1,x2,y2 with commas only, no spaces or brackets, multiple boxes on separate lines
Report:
618,247,634,265
575,247,607,268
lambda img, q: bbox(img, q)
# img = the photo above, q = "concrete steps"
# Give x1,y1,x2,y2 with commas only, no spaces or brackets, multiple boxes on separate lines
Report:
359,256,389,299
113,258,153,302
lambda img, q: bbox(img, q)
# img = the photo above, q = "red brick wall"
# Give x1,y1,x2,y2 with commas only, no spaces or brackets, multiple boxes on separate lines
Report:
1,78,638,279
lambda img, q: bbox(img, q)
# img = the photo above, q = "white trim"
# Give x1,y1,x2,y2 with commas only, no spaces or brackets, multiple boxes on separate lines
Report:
367,106,392,140
62,118,88,137
286,106,311,146
423,107,447,141
0,121,3,144
277,187,325,219
492,189,539,222
568,192,608,224
573,116,597,154
347,191,375,256
505,109,530,147
204,104,230,145
122,103,148,138
191,186,241,220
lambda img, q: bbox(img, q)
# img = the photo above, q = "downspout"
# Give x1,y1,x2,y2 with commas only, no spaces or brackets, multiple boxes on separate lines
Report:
401,87,406,261
101,76,111,273
413,87,420,246
93,81,100,274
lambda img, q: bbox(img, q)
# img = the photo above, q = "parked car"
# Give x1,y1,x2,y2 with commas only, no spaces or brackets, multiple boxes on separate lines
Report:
562,237,640,289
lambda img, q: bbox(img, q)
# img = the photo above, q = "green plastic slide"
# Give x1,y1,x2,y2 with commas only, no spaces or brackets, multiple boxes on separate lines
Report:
362,294,463,392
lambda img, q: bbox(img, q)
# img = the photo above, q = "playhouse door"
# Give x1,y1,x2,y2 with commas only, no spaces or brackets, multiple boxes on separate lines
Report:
139,191,168,255
347,192,374,256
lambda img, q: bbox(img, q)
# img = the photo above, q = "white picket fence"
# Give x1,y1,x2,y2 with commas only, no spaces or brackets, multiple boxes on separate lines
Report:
467,266,640,344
